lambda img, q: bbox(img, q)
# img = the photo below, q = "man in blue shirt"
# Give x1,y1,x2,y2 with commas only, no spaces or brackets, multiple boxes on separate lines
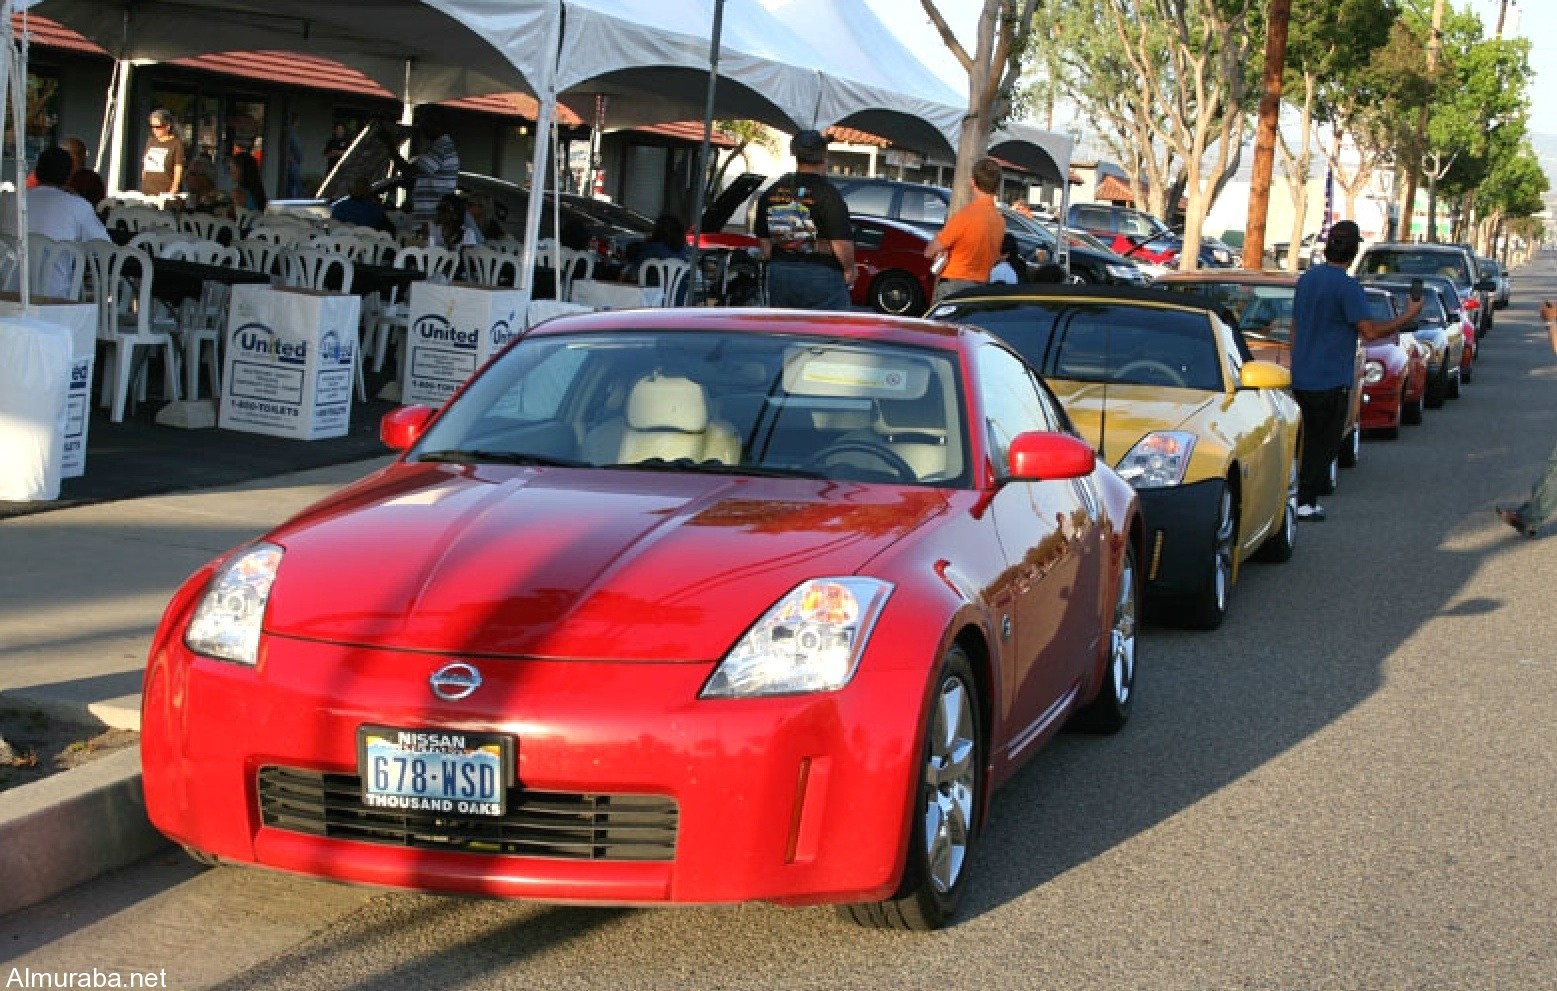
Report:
1291,221,1422,520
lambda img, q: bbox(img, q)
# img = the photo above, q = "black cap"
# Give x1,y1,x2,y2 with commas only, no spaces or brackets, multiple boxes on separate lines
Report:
791,129,829,164
1324,220,1361,263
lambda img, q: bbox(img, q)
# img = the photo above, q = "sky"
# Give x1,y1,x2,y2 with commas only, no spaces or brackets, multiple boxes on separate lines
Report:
866,0,1556,137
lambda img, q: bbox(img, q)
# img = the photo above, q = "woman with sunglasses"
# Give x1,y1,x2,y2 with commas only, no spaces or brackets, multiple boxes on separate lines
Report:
140,109,186,197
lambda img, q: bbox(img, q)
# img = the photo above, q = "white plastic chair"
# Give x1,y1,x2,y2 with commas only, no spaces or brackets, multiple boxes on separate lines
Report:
237,239,286,279
462,245,519,287
638,258,691,307
179,214,239,246
555,247,596,302
284,248,355,293
96,245,183,422
174,240,239,266
26,232,86,300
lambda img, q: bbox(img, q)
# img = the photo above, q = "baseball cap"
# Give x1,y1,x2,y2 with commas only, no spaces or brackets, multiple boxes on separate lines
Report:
791,129,829,164
149,108,174,127
1325,220,1361,260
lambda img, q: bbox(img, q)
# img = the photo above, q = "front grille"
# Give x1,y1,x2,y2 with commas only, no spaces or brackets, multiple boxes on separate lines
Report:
258,766,678,861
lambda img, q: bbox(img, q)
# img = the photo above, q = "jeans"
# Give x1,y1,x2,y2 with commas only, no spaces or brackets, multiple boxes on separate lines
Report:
767,261,851,311
1516,440,1557,527
1293,387,1351,506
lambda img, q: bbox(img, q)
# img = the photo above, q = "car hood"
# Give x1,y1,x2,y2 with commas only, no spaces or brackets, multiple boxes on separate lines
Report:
703,173,766,232
1045,380,1215,464
261,464,949,661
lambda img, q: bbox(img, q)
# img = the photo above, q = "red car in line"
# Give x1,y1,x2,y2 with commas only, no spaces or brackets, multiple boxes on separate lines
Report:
1360,286,1430,437
850,215,937,316
142,309,1142,930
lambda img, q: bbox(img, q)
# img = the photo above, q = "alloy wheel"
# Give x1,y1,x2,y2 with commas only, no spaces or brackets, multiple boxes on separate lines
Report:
1110,557,1137,705
922,676,976,894
1213,487,1235,613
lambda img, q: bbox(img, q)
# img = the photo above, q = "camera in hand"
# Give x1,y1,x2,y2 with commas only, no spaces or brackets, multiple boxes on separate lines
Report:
1410,277,1423,302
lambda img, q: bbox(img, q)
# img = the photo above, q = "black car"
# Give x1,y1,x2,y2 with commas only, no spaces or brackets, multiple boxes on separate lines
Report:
833,176,1150,286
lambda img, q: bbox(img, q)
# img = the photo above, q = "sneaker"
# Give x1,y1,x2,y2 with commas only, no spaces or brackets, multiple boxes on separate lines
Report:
1296,503,1326,522
1496,506,1538,538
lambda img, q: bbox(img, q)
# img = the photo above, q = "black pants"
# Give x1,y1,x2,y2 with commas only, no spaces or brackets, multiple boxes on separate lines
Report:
1293,388,1351,505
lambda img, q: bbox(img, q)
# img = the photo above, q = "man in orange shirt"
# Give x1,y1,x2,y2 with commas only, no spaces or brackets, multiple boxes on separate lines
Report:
925,157,1006,302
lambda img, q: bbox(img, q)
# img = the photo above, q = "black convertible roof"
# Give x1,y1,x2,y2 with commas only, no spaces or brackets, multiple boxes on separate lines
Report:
933,282,1226,316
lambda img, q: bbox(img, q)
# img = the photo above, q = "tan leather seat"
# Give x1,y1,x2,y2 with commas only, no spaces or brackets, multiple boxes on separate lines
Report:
608,374,739,465
874,395,948,481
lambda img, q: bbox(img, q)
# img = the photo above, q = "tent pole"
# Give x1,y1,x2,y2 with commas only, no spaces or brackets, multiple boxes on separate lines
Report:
95,60,117,173
551,111,561,257
517,95,552,315
685,0,726,305
105,59,132,194
1058,177,1071,279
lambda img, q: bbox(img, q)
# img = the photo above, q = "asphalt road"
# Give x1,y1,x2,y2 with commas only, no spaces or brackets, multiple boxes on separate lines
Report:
6,259,1556,990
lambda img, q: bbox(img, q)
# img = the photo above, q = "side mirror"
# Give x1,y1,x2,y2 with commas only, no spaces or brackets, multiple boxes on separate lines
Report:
1239,360,1290,390
1474,278,1497,293
1007,432,1096,482
380,404,436,451
1034,246,1053,265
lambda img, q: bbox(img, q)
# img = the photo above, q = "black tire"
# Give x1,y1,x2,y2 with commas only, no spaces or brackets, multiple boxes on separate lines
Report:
1338,425,1360,469
1321,455,1338,496
1182,480,1237,630
869,271,925,317
840,645,982,931
1425,368,1447,409
1070,544,1139,733
1256,460,1298,562
1462,358,1473,384
1447,368,1462,399
1402,389,1424,425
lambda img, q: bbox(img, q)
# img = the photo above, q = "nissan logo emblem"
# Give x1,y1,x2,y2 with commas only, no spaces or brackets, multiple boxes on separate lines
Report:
429,662,482,701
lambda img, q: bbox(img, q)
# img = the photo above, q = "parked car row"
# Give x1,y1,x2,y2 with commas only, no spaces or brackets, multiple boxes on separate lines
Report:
141,226,1506,931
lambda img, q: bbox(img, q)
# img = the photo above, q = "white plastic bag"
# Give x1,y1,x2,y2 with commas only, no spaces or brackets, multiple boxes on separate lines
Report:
0,315,72,501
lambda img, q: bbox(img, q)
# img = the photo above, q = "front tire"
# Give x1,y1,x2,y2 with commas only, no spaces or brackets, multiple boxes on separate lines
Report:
1183,481,1237,630
1402,389,1424,425
1070,545,1139,733
840,645,982,931
1256,460,1298,562
1447,368,1462,399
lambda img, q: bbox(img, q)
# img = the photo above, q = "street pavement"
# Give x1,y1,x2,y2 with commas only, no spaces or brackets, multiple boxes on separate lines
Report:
3,259,1556,989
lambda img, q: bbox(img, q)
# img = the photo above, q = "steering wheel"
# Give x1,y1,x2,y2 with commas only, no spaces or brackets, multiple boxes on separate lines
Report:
805,439,916,482
1115,359,1187,387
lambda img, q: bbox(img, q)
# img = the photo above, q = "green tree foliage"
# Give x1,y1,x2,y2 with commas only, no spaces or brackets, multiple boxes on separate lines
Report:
921,0,1042,212
1275,0,1397,265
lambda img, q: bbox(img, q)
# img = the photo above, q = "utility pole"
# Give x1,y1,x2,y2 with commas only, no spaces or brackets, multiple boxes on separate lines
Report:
1495,0,1511,39
1243,0,1291,270
1397,0,1444,243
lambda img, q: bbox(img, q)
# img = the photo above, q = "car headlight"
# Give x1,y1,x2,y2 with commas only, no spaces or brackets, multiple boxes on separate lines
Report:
1115,431,1197,489
1105,263,1137,279
1364,360,1385,385
701,578,892,698
184,543,283,665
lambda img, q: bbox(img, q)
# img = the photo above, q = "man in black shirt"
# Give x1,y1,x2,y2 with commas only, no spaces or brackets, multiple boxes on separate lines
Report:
754,130,855,310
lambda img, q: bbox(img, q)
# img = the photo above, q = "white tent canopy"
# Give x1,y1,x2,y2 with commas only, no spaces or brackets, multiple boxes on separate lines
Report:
17,0,552,103
759,0,963,159
554,0,821,134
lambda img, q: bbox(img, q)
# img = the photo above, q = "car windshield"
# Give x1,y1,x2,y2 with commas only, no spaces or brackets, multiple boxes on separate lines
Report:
1363,292,1395,322
1371,284,1447,324
1357,248,1473,288
411,330,971,486
947,301,1224,391
1158,281,1294,343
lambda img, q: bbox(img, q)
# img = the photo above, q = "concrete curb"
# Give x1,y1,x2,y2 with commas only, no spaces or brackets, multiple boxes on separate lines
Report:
0,691,142,733
0,746,169,917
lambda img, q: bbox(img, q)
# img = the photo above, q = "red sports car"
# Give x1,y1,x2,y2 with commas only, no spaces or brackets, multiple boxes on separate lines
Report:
849,215,937,316
1360,287,1430,436
142,309,1142,930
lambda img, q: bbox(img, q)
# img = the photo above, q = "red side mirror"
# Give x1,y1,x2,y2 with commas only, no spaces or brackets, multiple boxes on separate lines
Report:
380,405,436,452
1008,432,1096,482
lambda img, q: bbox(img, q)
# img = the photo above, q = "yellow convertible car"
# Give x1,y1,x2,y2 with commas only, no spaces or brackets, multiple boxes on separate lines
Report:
933,286,1301,628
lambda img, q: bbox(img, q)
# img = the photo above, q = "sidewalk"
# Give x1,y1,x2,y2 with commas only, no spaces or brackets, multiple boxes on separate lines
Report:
0,456,392,729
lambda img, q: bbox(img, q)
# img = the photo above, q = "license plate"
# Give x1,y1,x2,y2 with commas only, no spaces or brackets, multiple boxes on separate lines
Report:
357,726,512,817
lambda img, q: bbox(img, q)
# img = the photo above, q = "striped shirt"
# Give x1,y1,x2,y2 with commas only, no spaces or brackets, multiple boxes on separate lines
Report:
411,134,459,218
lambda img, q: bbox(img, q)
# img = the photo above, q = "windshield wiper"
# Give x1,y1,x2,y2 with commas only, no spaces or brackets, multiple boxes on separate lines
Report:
416,450,583,467
600,459,827,480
